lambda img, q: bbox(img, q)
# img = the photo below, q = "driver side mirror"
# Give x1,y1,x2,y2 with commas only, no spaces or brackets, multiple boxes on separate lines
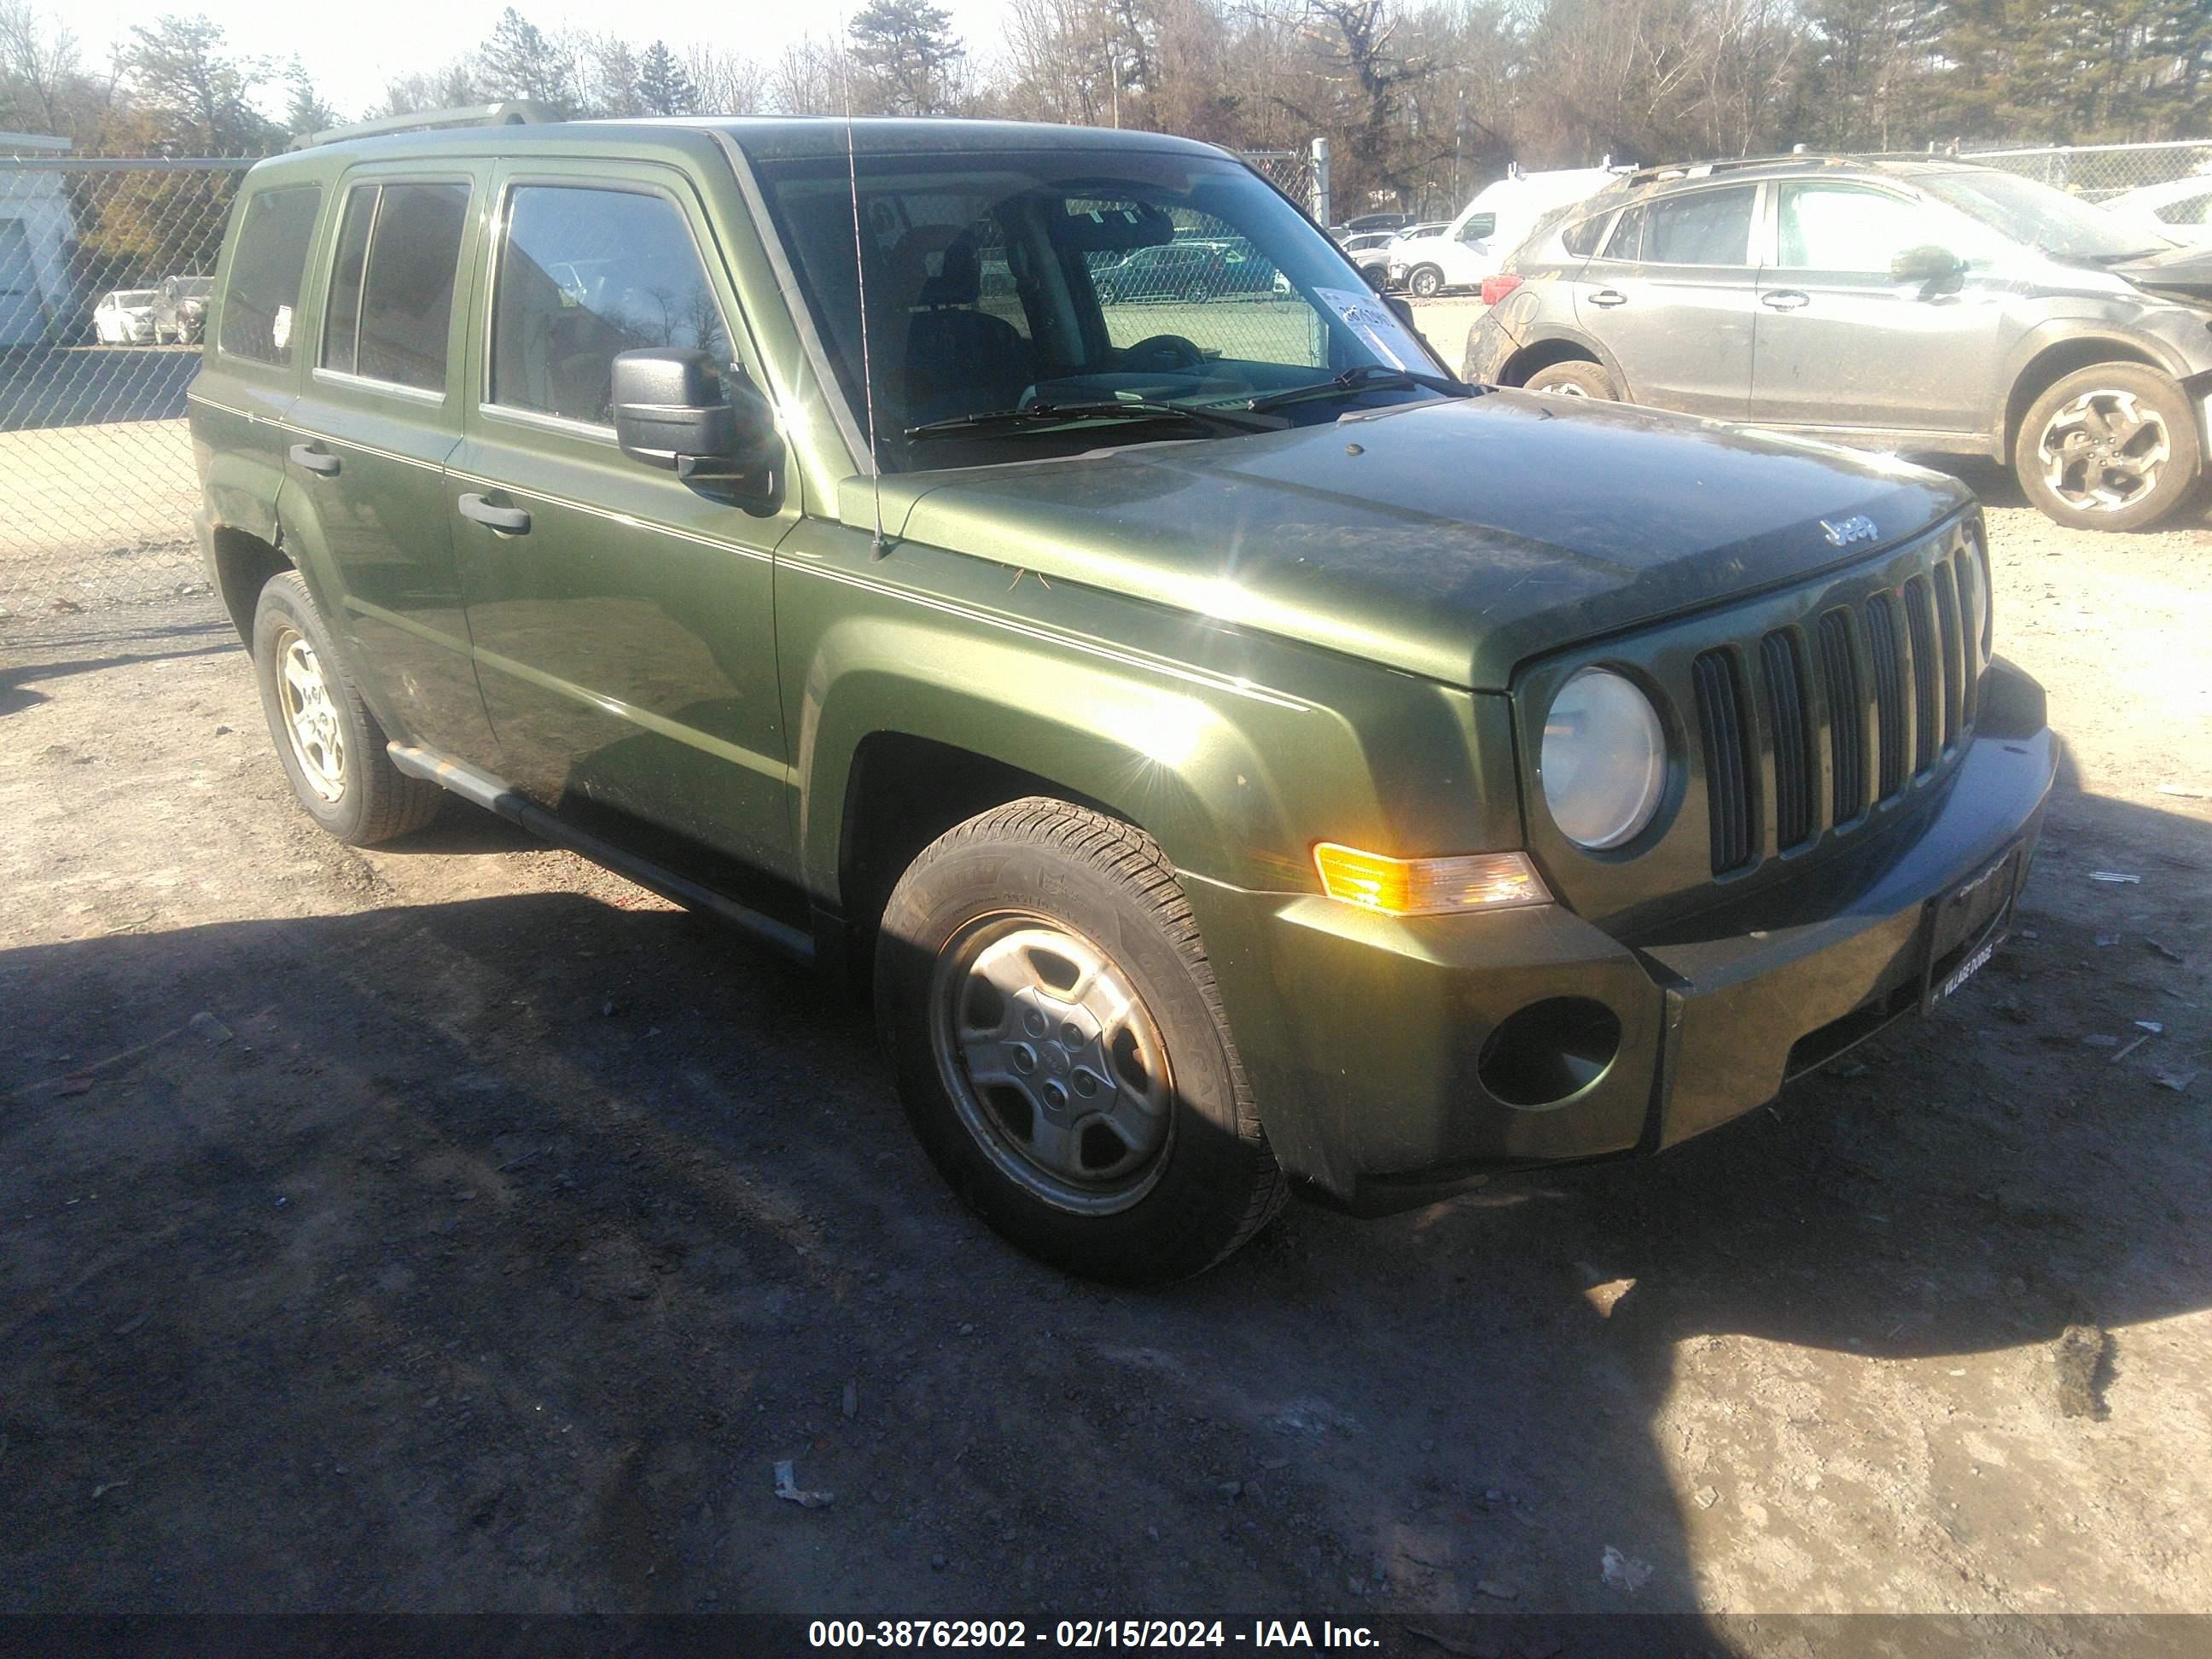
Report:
613,347,782,509
1891,243,1965,285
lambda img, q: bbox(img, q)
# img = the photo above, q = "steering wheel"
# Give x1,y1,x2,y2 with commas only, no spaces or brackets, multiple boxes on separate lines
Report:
1118,334,1207,374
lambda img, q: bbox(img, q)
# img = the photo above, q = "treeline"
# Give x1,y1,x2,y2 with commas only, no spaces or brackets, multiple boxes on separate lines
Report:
5,0,2209,216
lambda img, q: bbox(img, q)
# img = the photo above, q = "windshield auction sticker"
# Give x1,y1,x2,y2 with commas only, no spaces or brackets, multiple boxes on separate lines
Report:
1313,287,1424,370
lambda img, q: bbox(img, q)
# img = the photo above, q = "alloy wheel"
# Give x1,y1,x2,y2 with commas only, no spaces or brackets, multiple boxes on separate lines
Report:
2037,388,2171,514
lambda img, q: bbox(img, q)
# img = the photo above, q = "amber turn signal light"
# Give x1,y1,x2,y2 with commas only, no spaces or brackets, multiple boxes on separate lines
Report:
1313,843,1551,917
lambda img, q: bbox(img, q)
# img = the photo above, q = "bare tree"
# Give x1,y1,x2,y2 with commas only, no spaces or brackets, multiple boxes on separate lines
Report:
684,44,765,114
0,0,79,133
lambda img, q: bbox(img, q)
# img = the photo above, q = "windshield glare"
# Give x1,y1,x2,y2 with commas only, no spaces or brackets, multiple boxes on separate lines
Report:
751,148,1438,469
1921,169,2173,260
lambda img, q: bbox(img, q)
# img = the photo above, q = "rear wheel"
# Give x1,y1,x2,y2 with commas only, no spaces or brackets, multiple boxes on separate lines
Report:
252,571,440,846
1184,280,1212,305
876,799,1284,1284
1408,265,1445,299
2013,363,2201,532
1523,358,1618,400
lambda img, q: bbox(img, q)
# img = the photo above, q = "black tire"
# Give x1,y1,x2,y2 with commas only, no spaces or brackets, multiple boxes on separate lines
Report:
1408,265,1445,298
2012,362,2202,532
251,570,440,846
1185,281,1212,305
876,798,1284,1284
1523,358,1618,400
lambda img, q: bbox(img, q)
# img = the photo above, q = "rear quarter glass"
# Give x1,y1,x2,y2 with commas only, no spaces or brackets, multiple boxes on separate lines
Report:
219,185,323,364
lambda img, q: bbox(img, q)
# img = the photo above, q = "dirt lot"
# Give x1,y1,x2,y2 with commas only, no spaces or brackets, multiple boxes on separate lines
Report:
2,470,2209,1638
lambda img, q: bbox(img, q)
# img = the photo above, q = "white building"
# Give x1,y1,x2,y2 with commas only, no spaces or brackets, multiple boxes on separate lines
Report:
1,133,79,347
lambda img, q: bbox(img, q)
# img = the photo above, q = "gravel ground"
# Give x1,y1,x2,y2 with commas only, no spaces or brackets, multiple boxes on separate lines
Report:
1,471,2209,1633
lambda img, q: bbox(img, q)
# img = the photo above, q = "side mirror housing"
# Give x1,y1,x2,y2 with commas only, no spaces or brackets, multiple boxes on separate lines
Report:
612,347,781,504
1891,243,1965,284
1384,294,1420,334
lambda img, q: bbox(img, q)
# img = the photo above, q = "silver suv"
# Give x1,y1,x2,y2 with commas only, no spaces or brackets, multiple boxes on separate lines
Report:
1462,154,2212,531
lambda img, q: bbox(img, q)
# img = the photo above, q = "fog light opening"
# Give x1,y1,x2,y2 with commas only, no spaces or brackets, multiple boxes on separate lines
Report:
1478,997,1623,1108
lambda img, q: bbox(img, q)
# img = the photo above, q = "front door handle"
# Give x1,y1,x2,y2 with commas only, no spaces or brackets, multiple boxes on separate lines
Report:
288,443,340,476
1761,289,1811,311
457,493,531,535
1586,288,1627,308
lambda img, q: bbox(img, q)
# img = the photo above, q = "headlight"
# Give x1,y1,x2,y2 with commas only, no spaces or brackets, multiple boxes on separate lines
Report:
1540,667,1667,849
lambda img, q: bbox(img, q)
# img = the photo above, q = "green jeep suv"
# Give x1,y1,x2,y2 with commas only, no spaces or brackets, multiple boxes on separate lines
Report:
189,113,2056,1282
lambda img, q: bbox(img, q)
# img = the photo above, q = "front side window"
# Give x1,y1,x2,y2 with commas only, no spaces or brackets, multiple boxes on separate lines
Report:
2156,189,2212,228
1778,184,1943,272
218,185,323,365
490,185,731,426
322,181,470,391
1610,186,1755,265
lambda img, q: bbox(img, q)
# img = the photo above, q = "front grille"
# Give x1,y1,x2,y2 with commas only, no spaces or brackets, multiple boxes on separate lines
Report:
1687,528,1983,877
1816,610,1865,824
1692,649,1754,873
1761,630,1814,851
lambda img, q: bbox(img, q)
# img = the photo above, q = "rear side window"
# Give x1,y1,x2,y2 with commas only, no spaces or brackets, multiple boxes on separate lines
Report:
1608,186,1755,265
1562,213,1609,258
218,186,323,364
489,185,731,427
322,181,470,392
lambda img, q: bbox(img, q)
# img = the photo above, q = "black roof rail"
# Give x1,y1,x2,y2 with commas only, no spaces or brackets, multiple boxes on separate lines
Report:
288,101,562,152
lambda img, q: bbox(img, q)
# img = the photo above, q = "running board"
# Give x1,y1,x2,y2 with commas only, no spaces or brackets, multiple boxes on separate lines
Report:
386,742,814,963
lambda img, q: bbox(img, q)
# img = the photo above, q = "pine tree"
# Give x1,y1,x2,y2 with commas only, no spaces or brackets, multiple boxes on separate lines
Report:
848,0,965,115
474,7,574,112
638,38,697,115
283,59,340,140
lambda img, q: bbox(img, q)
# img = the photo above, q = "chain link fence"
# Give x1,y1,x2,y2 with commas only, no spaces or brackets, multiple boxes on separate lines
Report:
1961,137,2212,210
1,153,252,623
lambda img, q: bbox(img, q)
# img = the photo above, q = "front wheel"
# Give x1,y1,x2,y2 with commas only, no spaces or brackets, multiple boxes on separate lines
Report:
2013,363,2201,532
876,799,1284,1284
1408,265,1445,298
252,571,441,846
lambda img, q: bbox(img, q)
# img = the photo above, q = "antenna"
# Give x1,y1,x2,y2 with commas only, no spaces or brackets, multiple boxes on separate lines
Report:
836,26,891,560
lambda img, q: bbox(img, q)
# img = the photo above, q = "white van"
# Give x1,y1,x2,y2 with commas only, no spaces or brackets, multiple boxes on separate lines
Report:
1387,166,1626,297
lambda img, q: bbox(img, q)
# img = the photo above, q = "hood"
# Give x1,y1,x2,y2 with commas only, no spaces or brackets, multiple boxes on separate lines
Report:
2109,242,2212,301
863,394,1971,691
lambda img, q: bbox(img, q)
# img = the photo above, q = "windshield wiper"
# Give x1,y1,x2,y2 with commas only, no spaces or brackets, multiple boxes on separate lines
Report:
905,400,1284,442
1243,363,1476,415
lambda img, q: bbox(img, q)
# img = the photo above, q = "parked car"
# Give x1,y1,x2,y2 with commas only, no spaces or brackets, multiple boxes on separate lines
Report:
1463,153,2212,532
92,288,157,344
2101,173,2212,248
1389,167,1626,296
1341,230,1400,276
192,114,2052,1283
1342,212,1411,235
1093,239,1228,303
152,274,212,343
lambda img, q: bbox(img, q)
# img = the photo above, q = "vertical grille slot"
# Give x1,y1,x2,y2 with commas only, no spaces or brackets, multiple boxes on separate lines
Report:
1903,576,1941,772
1693,649,1754,874
1817,609,1865,824
1866,591,1908,801
1761,629,1815,850
1933,558,1965,748
1952,544,1982,731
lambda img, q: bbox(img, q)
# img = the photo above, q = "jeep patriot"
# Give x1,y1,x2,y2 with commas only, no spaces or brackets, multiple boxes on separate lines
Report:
189,112,2056,1281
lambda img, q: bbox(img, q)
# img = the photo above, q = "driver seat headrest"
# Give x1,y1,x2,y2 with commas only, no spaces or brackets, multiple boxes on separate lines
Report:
888,224,984,310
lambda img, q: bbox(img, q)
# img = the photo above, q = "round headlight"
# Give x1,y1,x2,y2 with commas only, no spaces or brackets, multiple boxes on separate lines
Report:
1541,667,1666,850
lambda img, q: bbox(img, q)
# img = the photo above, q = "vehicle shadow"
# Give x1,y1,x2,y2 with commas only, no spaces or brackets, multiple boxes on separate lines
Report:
0,779,2204,1628
0,643,237,717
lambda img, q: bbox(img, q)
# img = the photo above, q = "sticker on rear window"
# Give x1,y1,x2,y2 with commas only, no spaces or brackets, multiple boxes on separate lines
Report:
1313,286,1424,370
272,304,293,352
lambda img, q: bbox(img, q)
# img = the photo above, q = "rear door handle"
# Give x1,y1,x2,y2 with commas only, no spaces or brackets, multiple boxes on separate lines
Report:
288,443,340,476
457,493,531,535
1761,289,1810,311
1586,288,1627,308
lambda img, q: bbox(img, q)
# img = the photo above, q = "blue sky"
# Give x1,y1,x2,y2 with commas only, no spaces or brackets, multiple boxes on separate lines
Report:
66,0,1013,123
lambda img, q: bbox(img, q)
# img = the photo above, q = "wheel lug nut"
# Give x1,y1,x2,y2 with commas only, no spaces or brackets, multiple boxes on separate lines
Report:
1011,1044,1037,1074
1060,1021,1083,1047
1023,1010,1047,1038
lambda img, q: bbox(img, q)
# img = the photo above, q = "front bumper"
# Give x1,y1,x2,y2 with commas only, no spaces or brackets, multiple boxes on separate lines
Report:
1182,701,2056,1214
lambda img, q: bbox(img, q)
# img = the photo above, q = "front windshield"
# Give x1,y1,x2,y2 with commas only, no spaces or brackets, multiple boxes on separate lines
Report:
750,147,1441,469
1920,168,2174,260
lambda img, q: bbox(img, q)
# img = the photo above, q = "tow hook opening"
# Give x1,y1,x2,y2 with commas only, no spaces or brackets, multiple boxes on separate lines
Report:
1479,997,1622,1107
